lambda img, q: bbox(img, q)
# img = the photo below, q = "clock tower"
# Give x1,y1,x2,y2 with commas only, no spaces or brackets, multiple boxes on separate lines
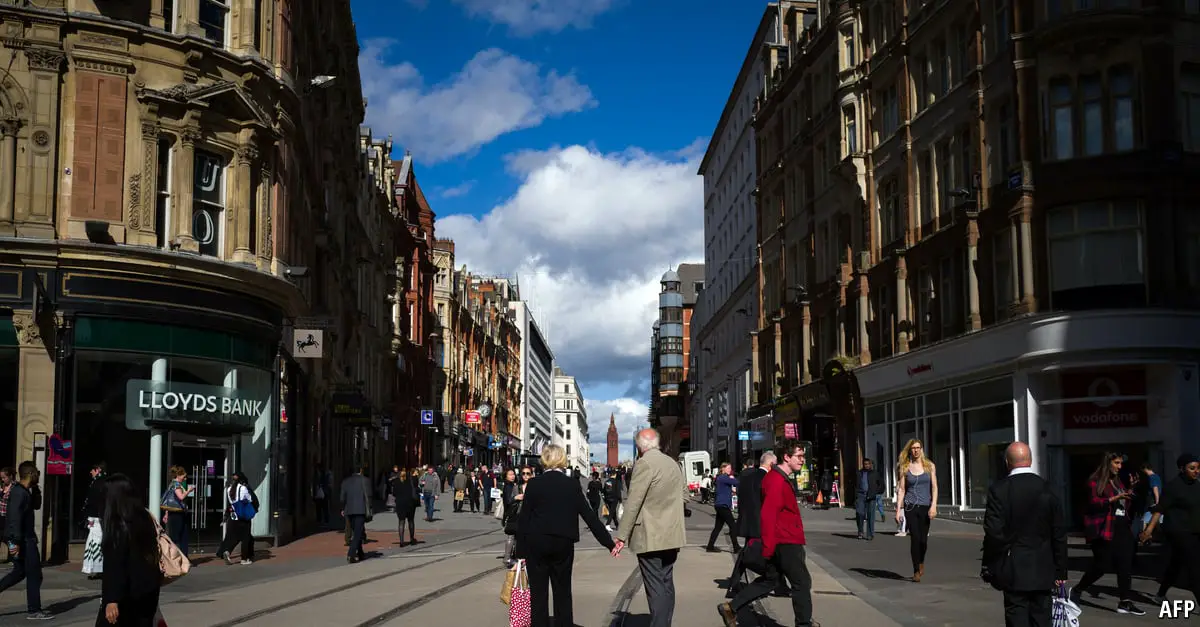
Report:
606,414,619,467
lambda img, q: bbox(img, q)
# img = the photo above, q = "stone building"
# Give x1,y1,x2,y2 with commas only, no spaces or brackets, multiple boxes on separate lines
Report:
430,239,523,468
0,0,408,558
649,264,703,456
748,0,1200,524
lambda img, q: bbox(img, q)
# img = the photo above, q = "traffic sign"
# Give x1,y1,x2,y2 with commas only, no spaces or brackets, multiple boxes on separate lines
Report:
420,410,434,425
464,410,481,424
737,430,750,441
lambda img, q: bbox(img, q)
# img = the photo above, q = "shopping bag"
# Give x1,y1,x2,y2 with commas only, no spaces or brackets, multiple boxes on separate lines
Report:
493,499,506,521
601,502,609,517
500,558,528,605
1052,585,1082,627
508,560,532,627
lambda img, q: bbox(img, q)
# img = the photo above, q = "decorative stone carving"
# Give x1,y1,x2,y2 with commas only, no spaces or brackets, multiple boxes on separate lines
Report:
73,59,128,75
141,131,156,230
0,118,22,137
237,145,258,165
24,48,64,72
180,126,201,146
11,311,41,346
128,173,141,230
141,122,159,140
79,33,125,48
31,129,49,147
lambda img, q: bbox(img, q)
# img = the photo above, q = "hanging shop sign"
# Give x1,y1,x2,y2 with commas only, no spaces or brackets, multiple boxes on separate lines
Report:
47,434,73,475
330,392,373,426
126,379,268,431
464,410,482,425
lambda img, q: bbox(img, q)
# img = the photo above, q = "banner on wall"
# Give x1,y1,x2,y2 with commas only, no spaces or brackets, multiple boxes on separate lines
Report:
1060,369,1148,429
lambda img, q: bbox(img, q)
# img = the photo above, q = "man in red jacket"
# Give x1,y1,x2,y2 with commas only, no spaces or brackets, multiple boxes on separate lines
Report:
717,440,817,627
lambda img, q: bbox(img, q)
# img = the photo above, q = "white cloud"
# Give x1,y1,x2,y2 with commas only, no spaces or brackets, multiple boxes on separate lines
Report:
584,398,649,462
436,143,703,409
358,41,596,163
439,181,476,198
452,0,618,36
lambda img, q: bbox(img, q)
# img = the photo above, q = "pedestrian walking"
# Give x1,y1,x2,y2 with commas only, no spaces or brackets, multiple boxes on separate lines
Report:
419,465,439,522
705,463,740,553
391,469,418,546
468,471,481,513
216,471,256,565
452,469,468,513
586,471,603,518
513,445,614,627
853,459,883,540
602,470,621,530
1070,452,1144,615
96,473,163,627
895,438,938,582
980,442,1068,627
339,466,370,563
502,468,527,567
729,453,789,597
82,462,108,578
717,440,818,627
612,429,686,627
0,461,52,619
160,466,194,557
312,464,331,527
0,467,12,565
481,469,495,514
1139,453,1200,604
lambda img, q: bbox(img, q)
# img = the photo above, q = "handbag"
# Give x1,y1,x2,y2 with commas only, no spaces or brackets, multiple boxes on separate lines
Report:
507,560,531,627
499,558,528,605
232,499,257,521
150,513,191,585
160,484,185,513
503,500,522,535
493,498,506,521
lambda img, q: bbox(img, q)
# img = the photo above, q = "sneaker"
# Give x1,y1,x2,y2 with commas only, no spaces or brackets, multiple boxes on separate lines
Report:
1116,601,1145,616
715,602,737,627
239,559,252,565
25,612,52,620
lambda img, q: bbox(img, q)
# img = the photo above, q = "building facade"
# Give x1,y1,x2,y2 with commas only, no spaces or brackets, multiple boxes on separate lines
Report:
693,4,777,466
509,300,554,456
429,241,523,468
552,366,589,472
746,0,1200,525
649,264,703,456
0,0,426,558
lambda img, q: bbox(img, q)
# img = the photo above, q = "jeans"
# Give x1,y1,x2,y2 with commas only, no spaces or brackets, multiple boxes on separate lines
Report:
422,493,436,521
0,538,42,613
218,519,254,561
855,493,876,538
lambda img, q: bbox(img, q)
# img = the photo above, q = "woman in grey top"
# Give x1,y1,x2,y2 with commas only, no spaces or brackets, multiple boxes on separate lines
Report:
895,438,938,582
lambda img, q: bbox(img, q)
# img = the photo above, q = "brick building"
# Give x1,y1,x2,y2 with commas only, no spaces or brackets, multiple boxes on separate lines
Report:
747,0,1200,523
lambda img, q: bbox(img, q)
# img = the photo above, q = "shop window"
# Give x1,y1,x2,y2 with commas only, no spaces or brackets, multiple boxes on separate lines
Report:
1047,201,1145,309
927,414,953,505
964,403,1014,508
0,344,16,469
961,376,1013,408
893,397,918,421
925,391,950,415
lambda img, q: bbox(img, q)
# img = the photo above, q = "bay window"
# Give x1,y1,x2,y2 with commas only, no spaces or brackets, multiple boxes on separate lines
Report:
1110,66,1135,152
1047,201,1144,309
1081,74,1103,156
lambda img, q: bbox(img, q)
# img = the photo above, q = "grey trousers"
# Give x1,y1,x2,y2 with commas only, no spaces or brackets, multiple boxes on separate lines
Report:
637,549,679,627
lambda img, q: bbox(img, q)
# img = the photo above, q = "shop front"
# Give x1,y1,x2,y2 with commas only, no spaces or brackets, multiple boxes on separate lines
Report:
855,309,1200,525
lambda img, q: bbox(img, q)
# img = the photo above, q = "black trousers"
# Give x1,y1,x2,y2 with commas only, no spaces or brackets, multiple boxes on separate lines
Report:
0,537,42,613
1003,590,1052,627
397,511,416,543
217,519,254,561
345,514,366,560
708,505,740,551
905,504,931,572
524,536,575,627
604,500,619,527
730,544,814,626
1159,531,1200,600
1077,520,1135,600
94,589,160,627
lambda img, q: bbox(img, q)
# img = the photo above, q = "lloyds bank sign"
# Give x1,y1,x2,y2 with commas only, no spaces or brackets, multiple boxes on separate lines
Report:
125,379,269,432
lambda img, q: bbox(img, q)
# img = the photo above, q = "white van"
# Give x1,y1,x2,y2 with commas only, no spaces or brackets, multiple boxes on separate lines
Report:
678,451,712,493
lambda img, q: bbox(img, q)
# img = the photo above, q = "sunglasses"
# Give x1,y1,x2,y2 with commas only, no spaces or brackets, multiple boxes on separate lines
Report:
521,472,533,476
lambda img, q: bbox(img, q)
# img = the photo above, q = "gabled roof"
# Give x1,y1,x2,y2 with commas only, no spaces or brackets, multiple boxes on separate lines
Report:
139,80,275,131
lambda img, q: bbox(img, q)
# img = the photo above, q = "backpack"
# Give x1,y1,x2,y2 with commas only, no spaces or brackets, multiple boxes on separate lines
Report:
604,478,619,501
150,513,191,584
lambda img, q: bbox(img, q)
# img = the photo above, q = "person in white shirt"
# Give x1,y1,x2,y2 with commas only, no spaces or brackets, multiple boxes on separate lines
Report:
216,471,256,565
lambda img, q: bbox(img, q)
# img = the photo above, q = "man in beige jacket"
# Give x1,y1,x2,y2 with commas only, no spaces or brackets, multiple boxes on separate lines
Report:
613,429,687,627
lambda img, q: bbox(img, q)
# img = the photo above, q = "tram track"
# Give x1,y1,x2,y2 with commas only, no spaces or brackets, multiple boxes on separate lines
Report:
209,527,508,627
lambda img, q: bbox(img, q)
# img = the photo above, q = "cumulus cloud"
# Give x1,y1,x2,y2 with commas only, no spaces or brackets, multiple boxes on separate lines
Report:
436,143,703,401
452,0,618,36
438,181,476,199
584,398,649,462
358,41,596,163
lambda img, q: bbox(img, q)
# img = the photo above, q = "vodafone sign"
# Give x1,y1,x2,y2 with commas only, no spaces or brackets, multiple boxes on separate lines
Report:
1060,369,1147,429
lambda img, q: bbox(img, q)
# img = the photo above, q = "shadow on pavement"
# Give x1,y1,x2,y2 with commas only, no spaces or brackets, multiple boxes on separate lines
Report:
45,593,101,617
849,567,907,580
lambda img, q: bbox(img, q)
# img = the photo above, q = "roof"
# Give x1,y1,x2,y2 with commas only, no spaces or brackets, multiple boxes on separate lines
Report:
660,269,680,283
677,263,705,305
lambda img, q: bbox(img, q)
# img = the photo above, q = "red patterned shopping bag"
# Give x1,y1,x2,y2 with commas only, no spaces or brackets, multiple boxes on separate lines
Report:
508,559,532,627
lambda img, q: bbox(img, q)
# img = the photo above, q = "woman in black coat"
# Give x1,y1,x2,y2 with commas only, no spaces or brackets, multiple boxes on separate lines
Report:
391,469,419,546
97,474,162,627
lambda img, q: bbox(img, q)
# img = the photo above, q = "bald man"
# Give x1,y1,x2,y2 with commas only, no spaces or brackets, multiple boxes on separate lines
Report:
981,442,1068,627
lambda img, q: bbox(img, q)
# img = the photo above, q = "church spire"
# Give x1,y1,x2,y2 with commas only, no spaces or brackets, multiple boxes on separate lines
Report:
606,413,619,467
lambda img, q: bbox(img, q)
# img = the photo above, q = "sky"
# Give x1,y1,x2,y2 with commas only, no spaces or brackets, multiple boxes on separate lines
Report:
349,0,766,457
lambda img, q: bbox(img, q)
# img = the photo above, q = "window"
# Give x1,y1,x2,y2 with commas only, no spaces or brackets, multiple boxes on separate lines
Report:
199,0,231,46
996,101,1014,174
955,21,972,80
935,38,949,95
919,151,934,228
938,254,960,336
843,106,857,155
155,138,172,249
937,141,952,225
1047,201,1144,303
1047,78,1074,160
842,29,856,68
993,0,1010,58
875,283,892,356
913,55,929,112
1110,67,1135,152
878,177,901,245
1184,66,1200,152
279,0,294,72
1081,74,1103,156
193,150,225,258
992,229,1013,319
163,0,176,33
879,84,900,139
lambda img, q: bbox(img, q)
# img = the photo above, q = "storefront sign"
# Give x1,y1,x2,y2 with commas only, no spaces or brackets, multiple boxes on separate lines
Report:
330,392,371,425
464,410,481,424
907,363,933,377
47,435,72,475
292,329,324,359
1061,369,1148,429
126,379,268,431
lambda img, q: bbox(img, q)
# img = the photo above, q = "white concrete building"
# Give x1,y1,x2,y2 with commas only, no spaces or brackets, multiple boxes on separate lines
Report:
509,300,555,454
691,4,777,464
552,367,590,473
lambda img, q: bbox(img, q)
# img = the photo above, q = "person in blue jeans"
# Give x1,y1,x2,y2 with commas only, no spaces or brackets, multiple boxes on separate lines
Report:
855,459,884,540
419,466,439,522
0,462,51,620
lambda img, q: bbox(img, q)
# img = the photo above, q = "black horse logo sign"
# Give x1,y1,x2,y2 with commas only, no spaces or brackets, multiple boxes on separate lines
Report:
296,333,320,355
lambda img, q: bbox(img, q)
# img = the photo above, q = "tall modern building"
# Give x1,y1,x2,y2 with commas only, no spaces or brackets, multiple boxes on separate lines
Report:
649,264,704,456
606,415,619,467
510,300,555,455
552,367,589,472
691,3,777,465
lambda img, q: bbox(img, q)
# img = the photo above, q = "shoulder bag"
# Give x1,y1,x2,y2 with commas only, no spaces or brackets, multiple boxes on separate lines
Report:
150,513,191,584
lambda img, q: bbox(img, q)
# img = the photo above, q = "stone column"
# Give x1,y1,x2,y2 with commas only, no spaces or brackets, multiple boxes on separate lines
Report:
1008,217,1021,311
237,0,258,53
800,302,811,384
257,158,273,263
895,252,910,353
234,142,257,261
1018,211,1036,311
172,124,200,252
11,310,54,466
966,215,982,330
857,273,870,364
0,119,18,228
150,0,166,30
138,119,161,239
178,0,206,38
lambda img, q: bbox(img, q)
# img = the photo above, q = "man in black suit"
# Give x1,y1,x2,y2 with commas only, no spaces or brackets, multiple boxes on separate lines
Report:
981,442,1067,627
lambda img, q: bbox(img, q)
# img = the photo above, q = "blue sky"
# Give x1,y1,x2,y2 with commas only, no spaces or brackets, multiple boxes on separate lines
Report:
348,0,766,453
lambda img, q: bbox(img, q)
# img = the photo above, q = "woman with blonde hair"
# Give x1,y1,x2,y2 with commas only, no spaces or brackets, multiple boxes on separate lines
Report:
895,438,938,582
391,468,419,546
515,444,614,627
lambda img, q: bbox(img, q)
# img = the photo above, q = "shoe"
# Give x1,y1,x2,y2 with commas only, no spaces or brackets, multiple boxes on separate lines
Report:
856,533,864,539
716,602,737,627
1116,601,1145,616
239,559,252,565
224,553,235,565
705,546,721,553
25,612,52,620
